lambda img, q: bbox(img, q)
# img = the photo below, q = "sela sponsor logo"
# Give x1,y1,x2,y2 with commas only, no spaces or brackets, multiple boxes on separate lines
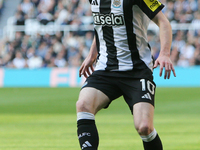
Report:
112,0,121,8
93,13,124,26
143,0,161,12
78,132,91,139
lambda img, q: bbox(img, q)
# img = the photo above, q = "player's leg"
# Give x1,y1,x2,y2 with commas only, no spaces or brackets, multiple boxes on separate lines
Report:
76,87,110,150
133,102,162,150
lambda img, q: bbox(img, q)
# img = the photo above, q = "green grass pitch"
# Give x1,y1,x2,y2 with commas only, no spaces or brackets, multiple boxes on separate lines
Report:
0,87,199,150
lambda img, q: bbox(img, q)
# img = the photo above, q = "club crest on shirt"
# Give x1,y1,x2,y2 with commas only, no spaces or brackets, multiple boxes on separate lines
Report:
112,0,121,8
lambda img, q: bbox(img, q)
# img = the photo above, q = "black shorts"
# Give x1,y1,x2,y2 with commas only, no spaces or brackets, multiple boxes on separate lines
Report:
81,70,156,113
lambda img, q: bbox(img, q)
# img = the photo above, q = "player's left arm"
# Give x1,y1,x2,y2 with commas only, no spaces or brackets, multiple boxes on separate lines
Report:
152,11,176,79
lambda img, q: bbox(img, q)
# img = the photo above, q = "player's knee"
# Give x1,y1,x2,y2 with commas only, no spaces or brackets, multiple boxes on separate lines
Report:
135,123,153,136
76,100,90,112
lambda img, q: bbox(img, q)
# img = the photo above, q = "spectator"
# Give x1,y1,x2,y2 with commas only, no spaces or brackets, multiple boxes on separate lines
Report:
193,47,200,65
18,0,36,19
14,10,25,25
35,41,48,58
67,46,81,67
163,1,174,22
43,51,55,67
27,53,43,68
26,47,35,58
14,32,24,49
41,33,52,46
20,0,34,14
79,43,89,62
12,51,26,68
51,37,63,54
177,41,195,67
31,0,40,7
84,32,93,48
2,53,12,67
37,9,53,25
54,1,70,25
54,50,67,67
189,0,198,12
37,0,55,14
191,11,200,32
63,32,79,49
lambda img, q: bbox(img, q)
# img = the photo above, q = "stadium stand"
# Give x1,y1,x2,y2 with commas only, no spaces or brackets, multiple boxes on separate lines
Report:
0,0,200,68
0,0,4,16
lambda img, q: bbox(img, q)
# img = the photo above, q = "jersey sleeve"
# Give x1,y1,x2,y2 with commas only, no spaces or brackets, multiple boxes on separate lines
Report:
135,0,164,20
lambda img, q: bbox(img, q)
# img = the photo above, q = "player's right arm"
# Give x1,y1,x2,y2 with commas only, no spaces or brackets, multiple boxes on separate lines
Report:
79,36,98,78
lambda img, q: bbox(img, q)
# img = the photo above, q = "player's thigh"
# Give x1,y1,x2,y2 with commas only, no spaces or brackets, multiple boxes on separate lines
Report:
121,78,156,113
133,102,154,134
76,87,110,115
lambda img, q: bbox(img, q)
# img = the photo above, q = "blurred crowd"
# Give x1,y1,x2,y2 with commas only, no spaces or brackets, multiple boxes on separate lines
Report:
0,0,200,68
0,0,4,16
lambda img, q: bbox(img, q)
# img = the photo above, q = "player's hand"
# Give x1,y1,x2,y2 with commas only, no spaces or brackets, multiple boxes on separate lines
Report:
79,57,95,78
153,55,176,79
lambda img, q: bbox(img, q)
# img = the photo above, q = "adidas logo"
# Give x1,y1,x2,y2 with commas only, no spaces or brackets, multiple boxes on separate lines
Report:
141,93,152,100
82,141,92,149
91,0,98,5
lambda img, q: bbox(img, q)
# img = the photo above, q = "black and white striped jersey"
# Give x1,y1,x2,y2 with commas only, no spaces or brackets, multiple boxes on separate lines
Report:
89,0,164,72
